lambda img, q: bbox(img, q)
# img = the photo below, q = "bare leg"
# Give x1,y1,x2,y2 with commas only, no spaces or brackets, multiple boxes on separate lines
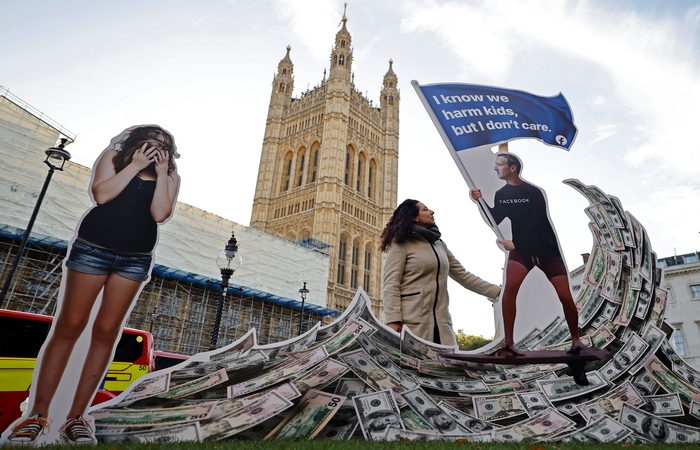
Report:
30,270,108,417
67,273,144,418
550,274,584,353
496,259,529,356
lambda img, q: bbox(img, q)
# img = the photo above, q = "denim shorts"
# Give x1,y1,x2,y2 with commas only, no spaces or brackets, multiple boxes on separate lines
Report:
66,239,152,282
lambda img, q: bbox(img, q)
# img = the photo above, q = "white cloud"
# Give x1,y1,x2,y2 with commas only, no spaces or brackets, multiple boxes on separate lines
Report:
274,0,341,60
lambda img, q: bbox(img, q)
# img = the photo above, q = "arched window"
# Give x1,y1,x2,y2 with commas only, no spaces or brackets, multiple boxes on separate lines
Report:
296,146,306,187
350,238,360,289
368,159,377,199
337,235,347,285
281,151,293,192
339,55,345,65
357,152,366,193
344,146,355,187
310,143,319,183
363,244,372,293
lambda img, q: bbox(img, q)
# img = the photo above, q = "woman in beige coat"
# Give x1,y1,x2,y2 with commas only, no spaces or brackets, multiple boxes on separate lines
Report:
380,199,501,346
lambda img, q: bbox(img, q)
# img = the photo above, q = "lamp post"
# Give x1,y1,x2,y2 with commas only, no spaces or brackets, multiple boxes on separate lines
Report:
0,139,71,308
298,282,309,336
210,232,242,350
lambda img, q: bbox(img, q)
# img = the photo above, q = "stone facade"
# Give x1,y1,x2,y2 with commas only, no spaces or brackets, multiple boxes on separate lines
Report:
250,12,399,316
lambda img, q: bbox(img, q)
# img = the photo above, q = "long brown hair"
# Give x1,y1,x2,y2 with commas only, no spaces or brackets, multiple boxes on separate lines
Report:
112,125,178,175
380,199,419,252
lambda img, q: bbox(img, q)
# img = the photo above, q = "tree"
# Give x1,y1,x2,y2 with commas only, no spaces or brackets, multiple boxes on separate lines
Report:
454,329,492,351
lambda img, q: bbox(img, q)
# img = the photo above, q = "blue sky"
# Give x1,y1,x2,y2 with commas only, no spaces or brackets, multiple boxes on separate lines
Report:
3,0,699,338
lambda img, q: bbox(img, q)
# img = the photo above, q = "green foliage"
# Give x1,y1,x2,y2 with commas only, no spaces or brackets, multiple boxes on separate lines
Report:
454,329,492,350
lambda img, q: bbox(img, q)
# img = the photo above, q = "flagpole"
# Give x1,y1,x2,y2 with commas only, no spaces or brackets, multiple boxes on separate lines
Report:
411,80,504,240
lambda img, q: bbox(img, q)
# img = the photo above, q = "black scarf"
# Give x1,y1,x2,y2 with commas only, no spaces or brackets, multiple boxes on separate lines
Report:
412,224,441,243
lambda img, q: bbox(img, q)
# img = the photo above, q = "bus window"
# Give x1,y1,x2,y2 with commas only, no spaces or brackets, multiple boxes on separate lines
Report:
153,350,190,371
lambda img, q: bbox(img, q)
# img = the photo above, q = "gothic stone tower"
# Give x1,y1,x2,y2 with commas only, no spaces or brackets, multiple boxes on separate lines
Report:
250,12,399,316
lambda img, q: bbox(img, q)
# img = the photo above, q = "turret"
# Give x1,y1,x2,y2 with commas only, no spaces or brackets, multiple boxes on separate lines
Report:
328,7,353,82
271,45,294,108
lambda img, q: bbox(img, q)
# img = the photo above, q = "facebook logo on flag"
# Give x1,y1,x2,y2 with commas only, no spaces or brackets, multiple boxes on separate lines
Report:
412,81,577,151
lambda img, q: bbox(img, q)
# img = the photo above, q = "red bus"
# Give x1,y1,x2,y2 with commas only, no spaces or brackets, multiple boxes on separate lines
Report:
0,309,156,433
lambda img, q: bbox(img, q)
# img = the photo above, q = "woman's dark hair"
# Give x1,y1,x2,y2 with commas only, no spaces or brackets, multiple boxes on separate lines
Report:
112,125,178,175
380,199,419,252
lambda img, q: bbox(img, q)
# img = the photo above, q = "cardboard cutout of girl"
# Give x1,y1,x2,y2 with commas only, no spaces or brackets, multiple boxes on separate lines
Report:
2,125,180,446
470,151,583,357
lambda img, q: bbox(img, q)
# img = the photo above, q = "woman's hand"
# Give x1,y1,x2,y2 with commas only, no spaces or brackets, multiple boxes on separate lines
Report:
153,148,170,177
386,321,402,333
131,143,159,171
470,189,482,201
497,239,515,251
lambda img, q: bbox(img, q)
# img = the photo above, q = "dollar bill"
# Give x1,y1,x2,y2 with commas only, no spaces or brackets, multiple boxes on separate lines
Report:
690,401,700,420
493,407,575,442
601,250,622,300
316,399,360,439
206,328,257,362
316,288,371,342
536,371,609,401
584,245,606,289
614,282,639,327
338,348,410,406
381,427,468,442
401,387,468,435
631,368,660,396
628,324,665,375
355,331,416,386
647,286,667,329
170,350,268,380
400,406,432,431
353,390,403,440
400,326,457,360
199,391,293,441
560,415,632,443
118,372,171,405
640,393,684,417
291,358,350,394
578,290,605,329
472,394,525,421
307,317,374,356
437,401,500,433
671,362,700,390
92,402,217,428
619,402,700,443
644,356,700,406
158,368,228,400
227,346,329,397
483,378,527,395
482,372,519,383
576,381,645,423
97,422,201,443
253,322,319,361
515,391,555,417
334,377,367,398
264,389,346,440
599,333,648,382
414,375,489,394
588,324,616,348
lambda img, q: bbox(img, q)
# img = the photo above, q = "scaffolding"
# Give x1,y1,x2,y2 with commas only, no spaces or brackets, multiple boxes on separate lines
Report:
0,233,334,355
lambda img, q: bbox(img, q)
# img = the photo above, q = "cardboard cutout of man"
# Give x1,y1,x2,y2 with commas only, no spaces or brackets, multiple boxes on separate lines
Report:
470,152,582,356
2,125,180,446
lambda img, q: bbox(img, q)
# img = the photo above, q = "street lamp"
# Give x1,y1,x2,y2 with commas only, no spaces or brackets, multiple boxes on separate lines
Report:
298,282,309,336
0,138,71,308
209,232,242,350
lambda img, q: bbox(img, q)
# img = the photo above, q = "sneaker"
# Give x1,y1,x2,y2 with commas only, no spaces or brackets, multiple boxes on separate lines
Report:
58,415,97,445
7,413,50,446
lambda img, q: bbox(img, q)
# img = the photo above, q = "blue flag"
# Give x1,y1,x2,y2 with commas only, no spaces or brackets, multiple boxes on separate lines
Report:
412,81,577,151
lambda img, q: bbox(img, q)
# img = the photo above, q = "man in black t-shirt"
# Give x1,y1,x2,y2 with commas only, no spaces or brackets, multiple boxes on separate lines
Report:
471,152,583,356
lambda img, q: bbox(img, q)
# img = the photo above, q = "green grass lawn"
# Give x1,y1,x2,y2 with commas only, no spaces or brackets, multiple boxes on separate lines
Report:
29,441,691,450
